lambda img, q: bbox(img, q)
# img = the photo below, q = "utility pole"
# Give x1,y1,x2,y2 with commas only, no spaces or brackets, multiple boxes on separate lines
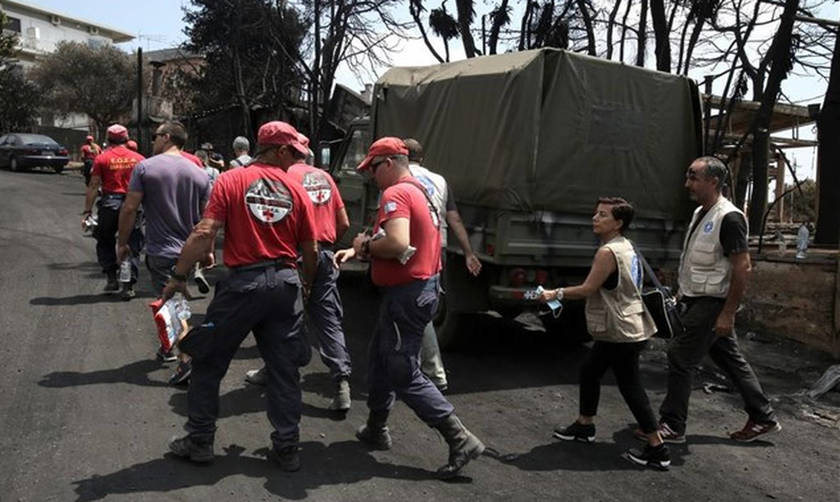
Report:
136,47,143,151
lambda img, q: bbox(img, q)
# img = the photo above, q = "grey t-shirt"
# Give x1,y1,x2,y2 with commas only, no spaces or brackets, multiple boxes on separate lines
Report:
128,153,210,258
230,154,252,168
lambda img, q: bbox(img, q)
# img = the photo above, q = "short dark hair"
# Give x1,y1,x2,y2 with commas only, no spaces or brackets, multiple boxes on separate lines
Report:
109,137,127,145
158,121,188,148
597,197,635,233
697,156,729,192
403,138,423,162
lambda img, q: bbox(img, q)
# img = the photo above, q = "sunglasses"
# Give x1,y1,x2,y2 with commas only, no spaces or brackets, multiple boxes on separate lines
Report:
152,132,168,140
369,157,390,174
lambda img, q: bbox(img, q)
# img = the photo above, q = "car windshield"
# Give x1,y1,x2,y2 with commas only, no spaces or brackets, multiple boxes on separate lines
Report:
16,134,58,146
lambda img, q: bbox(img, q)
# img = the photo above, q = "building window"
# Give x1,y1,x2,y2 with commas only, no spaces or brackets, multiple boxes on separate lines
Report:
4,16,21,33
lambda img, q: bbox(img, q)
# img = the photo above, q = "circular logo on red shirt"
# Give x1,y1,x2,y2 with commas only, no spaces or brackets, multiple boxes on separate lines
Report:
245,178,293,223
301,171,332,206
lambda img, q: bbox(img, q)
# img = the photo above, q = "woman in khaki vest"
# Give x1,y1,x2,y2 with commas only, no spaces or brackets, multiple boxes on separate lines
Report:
540,197,670,470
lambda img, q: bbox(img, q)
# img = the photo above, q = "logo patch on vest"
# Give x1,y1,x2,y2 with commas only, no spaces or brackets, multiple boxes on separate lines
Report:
630,254,642,288
245,178,293,223
301,171,332,206
703,221,714,233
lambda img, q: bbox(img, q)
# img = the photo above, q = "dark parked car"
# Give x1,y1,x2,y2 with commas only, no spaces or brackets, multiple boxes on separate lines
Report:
0,133,70,173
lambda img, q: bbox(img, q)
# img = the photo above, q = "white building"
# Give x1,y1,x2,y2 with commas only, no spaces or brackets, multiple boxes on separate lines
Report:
1,0,134,129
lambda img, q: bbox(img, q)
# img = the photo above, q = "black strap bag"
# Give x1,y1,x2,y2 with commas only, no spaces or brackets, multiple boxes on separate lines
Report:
636,250,685,339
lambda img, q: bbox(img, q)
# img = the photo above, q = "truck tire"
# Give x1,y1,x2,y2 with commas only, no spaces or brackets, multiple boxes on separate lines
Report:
9,156,19,172
53,165,64,174
433,292,464,349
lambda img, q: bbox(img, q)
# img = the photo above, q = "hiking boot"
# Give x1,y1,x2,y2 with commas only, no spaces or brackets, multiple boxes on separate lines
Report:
634,422,685,444
245,366,267,386
169,360,192,386
624,443,671,471
104,272,119,292
328,378,351,411
729,419,782,442
194,268,210,294
269,445,301,472
169,434,214,463
120,283,136,301
356,410,392,450
433,414,485,479
156,348,178,363
553,421,596,443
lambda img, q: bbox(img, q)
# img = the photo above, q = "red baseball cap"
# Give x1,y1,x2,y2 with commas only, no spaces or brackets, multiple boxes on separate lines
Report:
257,121,308,156
357,137,409,171
107,124,128,141
297,133,310,148
85,135,94,142
126,140,138,151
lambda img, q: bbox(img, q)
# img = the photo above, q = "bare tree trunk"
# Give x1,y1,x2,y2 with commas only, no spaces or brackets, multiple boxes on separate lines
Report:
682,18,705,75
649,0,670,71
735,150,752,208
311,0,322,165
409,0,445,63
519,0,533,51
635,0,648,67
619,0,633,62
747,0,799,232
455,0,478,57
232,0,252,145
815,17,840,244
576,0,597,55
488,0,508,55
606,0,622,59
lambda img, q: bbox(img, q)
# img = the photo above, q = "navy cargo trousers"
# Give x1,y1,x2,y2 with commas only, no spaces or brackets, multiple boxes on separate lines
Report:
367,275,455,424
181,266,311,450
307,249,352,381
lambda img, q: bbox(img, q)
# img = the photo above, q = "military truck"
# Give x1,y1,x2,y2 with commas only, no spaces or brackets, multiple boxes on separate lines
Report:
326,48,703,347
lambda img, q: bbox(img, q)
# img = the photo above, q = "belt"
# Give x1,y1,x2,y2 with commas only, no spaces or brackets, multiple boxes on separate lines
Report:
230,258,293,273
318,241,335,251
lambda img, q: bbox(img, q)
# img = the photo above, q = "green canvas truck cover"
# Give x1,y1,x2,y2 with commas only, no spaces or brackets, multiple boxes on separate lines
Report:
372,48,701,220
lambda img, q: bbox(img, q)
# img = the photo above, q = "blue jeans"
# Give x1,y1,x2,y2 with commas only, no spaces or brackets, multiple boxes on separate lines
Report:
367,275,454,424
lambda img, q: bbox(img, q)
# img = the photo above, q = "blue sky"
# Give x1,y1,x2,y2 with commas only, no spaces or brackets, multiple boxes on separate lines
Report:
26,0,827,181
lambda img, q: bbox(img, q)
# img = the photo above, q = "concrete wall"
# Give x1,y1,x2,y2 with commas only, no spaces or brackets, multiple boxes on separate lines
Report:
741,254,840,358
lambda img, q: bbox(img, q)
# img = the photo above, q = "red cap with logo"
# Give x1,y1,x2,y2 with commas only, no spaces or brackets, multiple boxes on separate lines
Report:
107,124,128,142
126,140,138,151
357,137,408,171
257,121,308,156
86,135,94,142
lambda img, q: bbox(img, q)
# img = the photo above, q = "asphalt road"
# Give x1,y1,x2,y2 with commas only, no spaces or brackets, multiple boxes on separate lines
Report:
1,168,838,501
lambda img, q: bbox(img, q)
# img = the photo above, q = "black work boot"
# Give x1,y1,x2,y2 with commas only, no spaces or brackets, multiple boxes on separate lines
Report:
269,445,302,472
104,271,119,292
169,433,214,463
433,414,485,479
355,410,392,450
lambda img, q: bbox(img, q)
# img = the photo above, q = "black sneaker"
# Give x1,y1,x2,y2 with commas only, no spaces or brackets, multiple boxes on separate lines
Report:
269,445,301,472
169,435,213,463
156,348,177,363
624,443,671,471
104,277,119,292
194,268,210,294
120,284,135,301
553,421,596,443
169,360,192,385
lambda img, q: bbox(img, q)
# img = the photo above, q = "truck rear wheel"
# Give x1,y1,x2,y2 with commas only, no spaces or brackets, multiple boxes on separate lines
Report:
433,292,464,349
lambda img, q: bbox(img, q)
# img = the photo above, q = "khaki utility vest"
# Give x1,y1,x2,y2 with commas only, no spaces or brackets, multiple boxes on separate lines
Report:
678,196,745,298
585,236,655,343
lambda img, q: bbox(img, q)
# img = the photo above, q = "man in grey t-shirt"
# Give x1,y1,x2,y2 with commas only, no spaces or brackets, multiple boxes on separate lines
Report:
229,136,252,168
118,121,210,384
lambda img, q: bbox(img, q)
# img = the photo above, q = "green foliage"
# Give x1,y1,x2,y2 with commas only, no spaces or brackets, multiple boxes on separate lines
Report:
0,11,19,65
29,42,135,131
181,0,309,114
0,67,38,131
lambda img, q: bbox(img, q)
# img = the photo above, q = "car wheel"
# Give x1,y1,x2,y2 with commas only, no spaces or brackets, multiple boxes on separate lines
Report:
53,165,64,174
9,156,18,172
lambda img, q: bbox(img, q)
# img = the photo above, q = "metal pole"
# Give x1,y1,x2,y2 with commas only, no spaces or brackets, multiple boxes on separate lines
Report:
137,47,143,151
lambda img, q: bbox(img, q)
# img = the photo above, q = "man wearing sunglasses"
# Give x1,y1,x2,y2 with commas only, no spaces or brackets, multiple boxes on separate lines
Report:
117,121,211,384
161,121,317,472
334,137,485,479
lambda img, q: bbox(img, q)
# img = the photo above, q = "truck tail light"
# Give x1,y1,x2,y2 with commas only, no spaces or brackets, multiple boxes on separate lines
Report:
535,269,549,285
58,148,68,156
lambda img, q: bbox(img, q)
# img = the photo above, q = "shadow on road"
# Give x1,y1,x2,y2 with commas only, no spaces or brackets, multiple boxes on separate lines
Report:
71,441,435,501
30,291,157,306
38,359,172,388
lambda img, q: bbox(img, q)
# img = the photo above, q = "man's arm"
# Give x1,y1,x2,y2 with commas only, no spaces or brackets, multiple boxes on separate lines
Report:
81,175,101,228
335,207,350,243
446,209,481,276
161,218,223,301
300,240,318,289
116,191,143,261
366,217,410,259
715,251,751,336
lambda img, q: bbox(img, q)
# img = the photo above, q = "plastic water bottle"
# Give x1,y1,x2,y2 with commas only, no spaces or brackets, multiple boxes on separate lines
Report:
119,260,131,283
174,293,191,321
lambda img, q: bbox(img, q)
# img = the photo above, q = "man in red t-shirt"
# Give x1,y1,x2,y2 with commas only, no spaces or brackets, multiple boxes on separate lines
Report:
160,121,317,471
80,135,101,186
244,133,353,410
81,124,145,298
333,137,485,479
